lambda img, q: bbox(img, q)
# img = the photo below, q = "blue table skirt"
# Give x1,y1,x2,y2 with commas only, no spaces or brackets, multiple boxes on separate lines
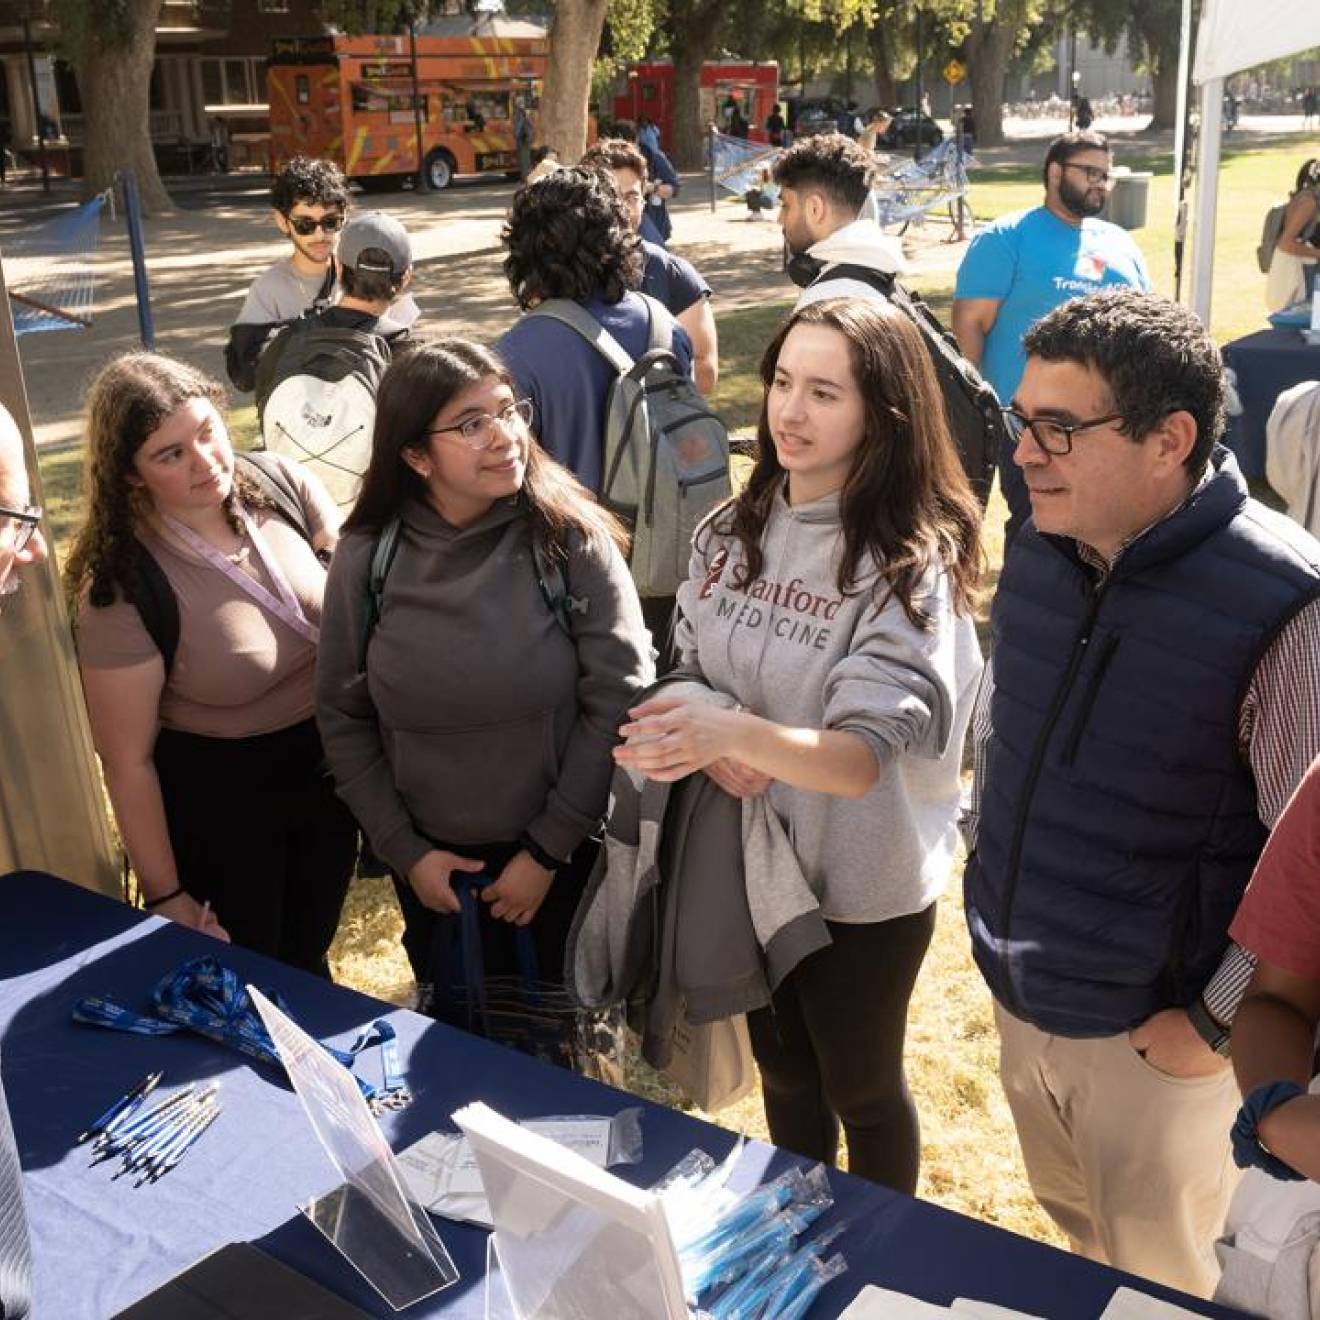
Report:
1223,328,1320,481
0,872,1240,1318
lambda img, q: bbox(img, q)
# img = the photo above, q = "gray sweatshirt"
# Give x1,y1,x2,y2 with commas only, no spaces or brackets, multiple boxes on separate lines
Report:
316,494,653,876
675,484,982,922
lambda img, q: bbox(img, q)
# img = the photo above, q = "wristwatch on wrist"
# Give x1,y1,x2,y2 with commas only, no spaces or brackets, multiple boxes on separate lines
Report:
1188,995,1232,1057
518,833,562,873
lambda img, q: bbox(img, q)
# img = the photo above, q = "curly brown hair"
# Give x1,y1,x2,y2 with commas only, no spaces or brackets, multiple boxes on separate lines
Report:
64,352,273,613
501,166,643,309
715,298,983,629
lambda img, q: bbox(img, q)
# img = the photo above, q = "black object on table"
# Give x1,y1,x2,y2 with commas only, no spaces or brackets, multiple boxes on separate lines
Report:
1222,327,1320,481
0,872,1243,1318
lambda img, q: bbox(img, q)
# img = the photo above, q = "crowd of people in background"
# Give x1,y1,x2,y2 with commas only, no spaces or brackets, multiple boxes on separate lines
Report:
5,105,1320,1316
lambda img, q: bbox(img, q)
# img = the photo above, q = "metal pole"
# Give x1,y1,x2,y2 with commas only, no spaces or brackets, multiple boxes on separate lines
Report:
408,12,426,190
21,16,49,194
913,7,924,161
1171,0,1194,301
118,171,155,350
708,124,716,213
1189,78,1223,326
1068,28,1078,130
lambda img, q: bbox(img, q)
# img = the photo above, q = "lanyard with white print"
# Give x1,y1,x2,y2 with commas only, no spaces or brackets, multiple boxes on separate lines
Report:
161,506,320,646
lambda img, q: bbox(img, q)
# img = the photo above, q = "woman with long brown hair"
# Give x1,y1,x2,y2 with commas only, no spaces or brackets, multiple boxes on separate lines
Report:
316,339,651,1062
615,298,984,1190
66,352,356,973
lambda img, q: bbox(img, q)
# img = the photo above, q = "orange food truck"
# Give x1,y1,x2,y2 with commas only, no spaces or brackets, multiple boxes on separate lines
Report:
267,33,546,190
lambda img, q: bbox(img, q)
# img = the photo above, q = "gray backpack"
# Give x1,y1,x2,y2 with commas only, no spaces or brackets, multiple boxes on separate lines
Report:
528,296,731,598
1258,198,1293,273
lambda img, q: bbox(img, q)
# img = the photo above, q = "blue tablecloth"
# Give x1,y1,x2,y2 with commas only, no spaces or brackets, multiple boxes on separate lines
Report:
0,872,1239,1318
1223,328,1320,480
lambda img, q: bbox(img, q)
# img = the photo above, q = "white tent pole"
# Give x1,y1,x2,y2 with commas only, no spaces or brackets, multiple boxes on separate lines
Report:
1190,77,1223,326
1171,0,1193,301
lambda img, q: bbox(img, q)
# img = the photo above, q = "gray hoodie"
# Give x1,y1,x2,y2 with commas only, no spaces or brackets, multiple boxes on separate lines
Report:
316,494,652,876
794,218,906,311
674,485,982,922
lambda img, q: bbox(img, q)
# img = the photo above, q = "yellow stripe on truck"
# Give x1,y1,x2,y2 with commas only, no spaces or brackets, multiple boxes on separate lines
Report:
346,125,369,174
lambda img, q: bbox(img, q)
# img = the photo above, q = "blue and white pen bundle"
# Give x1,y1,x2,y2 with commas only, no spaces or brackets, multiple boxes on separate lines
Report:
83,1074,222,1186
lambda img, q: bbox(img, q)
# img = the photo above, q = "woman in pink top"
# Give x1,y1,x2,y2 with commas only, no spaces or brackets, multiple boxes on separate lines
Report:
65,353,357,975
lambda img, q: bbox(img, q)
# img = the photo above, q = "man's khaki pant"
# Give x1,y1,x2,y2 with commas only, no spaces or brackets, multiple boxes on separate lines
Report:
996,1004,1242,1298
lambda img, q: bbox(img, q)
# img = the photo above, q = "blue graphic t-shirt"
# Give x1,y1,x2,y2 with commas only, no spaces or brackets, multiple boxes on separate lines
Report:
954,205,1151,404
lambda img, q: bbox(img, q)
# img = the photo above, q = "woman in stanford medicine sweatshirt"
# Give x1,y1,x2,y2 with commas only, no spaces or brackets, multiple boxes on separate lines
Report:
317,340,651,1062
616,298,984,1190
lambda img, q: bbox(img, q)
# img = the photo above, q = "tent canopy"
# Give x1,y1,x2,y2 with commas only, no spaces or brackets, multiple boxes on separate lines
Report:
1194,0,1320,84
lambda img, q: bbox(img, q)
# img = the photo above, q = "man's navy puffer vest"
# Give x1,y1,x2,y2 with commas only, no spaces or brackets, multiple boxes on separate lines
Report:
965,450,1320,1037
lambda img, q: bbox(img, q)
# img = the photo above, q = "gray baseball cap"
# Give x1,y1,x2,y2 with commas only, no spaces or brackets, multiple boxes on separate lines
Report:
338,211,412,277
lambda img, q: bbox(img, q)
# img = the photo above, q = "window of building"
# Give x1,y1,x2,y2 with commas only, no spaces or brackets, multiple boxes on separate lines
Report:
200,56,265,108
53,59,81,115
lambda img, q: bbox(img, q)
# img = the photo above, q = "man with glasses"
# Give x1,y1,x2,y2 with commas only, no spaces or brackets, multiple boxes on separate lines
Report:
952,131,1150,540
225,156,350,391
963,289,1320,1296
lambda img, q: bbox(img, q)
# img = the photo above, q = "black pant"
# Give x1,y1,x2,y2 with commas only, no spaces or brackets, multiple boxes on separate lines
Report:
153,718,357,976
747,904,936,1193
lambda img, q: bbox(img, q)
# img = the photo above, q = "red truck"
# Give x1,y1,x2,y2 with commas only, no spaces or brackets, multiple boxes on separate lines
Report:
612,61,780,149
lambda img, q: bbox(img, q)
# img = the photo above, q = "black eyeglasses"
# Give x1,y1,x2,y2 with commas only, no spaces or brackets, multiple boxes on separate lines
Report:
427,398,534,451
1062,162,1114,187
0,503,41,553
1002,408,1126,456
286,212,344,236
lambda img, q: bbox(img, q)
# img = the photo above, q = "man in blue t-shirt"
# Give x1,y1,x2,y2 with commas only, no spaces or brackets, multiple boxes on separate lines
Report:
581,138,718,396
953,131,1150,539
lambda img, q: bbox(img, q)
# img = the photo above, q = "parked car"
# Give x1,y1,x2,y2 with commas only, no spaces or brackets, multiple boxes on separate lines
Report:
786,96,848,138
878,108,944,148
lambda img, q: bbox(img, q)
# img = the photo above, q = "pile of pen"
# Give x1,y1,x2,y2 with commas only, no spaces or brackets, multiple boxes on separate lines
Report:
76,1070,222,1187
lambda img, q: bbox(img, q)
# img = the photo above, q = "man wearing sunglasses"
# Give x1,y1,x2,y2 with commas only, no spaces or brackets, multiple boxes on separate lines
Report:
225,156,350,392
963,289,1320,1297
952,131,1150,541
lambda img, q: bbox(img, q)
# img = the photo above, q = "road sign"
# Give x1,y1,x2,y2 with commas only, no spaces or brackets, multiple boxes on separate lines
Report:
944,59,965,85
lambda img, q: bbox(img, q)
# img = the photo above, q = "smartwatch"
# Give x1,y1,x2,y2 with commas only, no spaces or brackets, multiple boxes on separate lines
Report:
1188,996,1231,1057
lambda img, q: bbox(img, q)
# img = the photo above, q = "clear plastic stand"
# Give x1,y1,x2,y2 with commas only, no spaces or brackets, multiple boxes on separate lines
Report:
484,1234,519,1320
249,986,460,1311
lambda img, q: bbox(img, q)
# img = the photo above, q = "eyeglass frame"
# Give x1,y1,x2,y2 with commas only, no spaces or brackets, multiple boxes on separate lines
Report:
0,503,42,553
1002,407,1127,456
284,210,345,236
1060,161,1114,187
426,398,535,451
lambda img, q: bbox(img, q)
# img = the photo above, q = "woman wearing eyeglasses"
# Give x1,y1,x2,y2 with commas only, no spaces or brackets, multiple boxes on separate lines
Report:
316,339,652,1057
64,352,358,973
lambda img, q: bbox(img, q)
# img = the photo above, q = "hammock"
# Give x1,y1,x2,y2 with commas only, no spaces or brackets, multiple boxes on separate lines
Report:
710,130,782,197
3,194,105,336
867,139,976,230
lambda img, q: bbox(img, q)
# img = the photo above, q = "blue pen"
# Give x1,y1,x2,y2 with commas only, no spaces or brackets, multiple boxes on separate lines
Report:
134,1102,216,1185
141,1106,220,1184
77,1070,162,1144
114,1098,212,1179
93,1086,201,1160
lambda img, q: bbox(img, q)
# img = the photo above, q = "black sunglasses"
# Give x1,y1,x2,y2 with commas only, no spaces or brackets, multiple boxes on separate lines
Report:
286,212,344,236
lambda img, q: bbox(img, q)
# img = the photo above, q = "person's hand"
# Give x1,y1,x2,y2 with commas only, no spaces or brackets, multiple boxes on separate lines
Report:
1257,1092,1320,1182
481,850,554,926
615,697,746,782
1128,1008,1229,1079
705,757,773,799
407,849,484,914
153,891,231,943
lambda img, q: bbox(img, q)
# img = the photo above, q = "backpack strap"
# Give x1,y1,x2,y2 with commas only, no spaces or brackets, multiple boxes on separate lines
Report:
526,299,637,375
127,540,181,675
531,538,576,638
639,293,677,355
814,261,897,297
358,515,402,672
314,262,337,308
234,450,314,544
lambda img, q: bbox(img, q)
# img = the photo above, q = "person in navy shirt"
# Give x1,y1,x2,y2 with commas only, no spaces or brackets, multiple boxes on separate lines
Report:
581,138,718,396
952,132,1150,541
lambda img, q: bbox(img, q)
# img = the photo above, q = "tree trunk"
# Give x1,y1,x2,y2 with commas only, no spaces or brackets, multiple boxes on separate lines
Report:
869,13,898,108
72,0,173,214
540,0,610,161
963,14,1016,147
1146,55,1178,130
670,0,722,170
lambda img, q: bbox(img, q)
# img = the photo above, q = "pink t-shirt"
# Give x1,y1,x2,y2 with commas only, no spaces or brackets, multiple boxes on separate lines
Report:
76,457,339,739
1230,754,1320,979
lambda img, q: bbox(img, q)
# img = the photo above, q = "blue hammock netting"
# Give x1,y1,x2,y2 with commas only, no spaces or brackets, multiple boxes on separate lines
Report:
3,193,105,337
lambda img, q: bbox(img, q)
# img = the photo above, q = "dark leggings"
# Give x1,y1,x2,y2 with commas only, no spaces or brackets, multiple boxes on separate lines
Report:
153,718,358,977
746,904,936,1193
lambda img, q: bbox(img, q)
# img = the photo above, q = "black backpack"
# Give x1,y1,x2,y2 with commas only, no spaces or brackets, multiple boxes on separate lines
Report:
126,451,315,674
807,263,1004,504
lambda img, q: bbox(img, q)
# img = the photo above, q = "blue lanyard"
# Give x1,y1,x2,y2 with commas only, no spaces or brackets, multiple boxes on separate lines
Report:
72,956,409,1112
